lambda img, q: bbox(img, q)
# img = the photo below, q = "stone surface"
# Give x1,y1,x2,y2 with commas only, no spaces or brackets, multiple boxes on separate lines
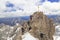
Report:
0,11,55,40
27,12,55,40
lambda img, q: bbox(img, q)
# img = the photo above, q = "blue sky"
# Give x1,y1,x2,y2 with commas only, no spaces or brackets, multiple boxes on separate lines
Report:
0,0,60,18
6,2,14,7
48,0,59,2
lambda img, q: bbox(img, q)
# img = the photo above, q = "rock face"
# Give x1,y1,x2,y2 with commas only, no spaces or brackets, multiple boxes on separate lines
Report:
23,12,55,40
0,12,55,40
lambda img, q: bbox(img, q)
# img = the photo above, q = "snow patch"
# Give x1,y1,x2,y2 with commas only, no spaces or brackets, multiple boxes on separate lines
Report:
22,32,39,40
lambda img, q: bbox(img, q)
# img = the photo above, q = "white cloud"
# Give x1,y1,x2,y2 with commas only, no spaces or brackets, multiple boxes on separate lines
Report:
42,1,60,15
0,0,40,18
0,0,60,18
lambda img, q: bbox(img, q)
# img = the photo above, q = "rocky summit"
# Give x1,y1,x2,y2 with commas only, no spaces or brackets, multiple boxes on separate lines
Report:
0,12,55,40
22,12,55,40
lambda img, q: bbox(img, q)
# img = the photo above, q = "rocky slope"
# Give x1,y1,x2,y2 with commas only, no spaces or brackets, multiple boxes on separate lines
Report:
22,12,55,40
0,12,55,40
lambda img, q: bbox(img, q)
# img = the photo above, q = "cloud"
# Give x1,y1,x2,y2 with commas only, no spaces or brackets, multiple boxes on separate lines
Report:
0,0,6,12
40,1,60,15
0,0,60,18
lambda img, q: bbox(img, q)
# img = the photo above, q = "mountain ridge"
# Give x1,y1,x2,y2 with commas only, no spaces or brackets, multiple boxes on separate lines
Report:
0,15,60,26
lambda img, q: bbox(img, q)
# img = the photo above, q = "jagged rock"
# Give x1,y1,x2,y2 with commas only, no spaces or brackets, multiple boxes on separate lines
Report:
12,24,22,40
21,22,30,34
0,12,55,40
28,12,55,40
